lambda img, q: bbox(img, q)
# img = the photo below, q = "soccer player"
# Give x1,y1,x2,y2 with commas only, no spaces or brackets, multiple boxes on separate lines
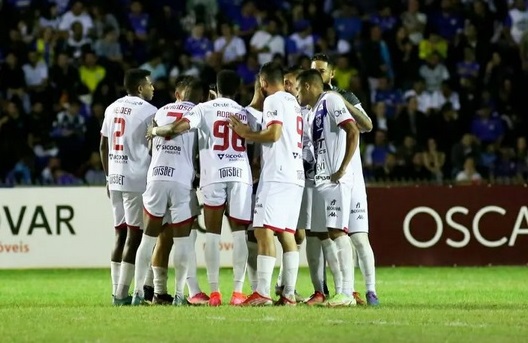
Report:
311,53,377,305
146,76,210,306
230,62,305,306
132,79,204,306
296,69,360,307
100,69,156,305
244,77,265,293
148,70,252,306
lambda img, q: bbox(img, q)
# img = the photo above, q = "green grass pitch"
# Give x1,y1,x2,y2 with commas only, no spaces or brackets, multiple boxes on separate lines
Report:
1,267,527,342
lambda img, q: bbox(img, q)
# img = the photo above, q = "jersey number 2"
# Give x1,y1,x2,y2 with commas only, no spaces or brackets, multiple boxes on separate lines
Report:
213,121,245,152
113,117,125,151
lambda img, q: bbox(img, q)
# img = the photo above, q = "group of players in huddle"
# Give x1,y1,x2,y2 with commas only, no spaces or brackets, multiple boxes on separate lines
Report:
100,54,379,307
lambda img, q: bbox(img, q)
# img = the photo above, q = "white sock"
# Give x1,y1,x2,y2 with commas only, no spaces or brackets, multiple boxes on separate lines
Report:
144,266,154,288
153,266,168,295
276,257,284,288
321,238,342,295
247,240,258,292
306,236,324,293
282,251,299,297
351,233,376,293
173,236,191,298
256,255,275,297
186,229,202,297
334,235,354,297
205,233,221,292
133,235,157,297
232,231,248,293
111,261,121,295
116,262,135,299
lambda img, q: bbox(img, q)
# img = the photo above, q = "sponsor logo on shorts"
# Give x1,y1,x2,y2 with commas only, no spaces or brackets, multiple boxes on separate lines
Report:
217,153,244,161
218,167,243,179
327,199,341,212
108,174,125,185
292,152,301,159
152,166,175,177
357,215,364,220
156,144,181,154
351,203,366,214
315,175,330,181
328,212,337,217
109,154,128,164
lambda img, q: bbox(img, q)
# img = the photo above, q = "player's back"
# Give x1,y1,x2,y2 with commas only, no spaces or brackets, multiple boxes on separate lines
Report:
102,95,157,193
260,91,304,186
148,100,197,188
184,97,252,186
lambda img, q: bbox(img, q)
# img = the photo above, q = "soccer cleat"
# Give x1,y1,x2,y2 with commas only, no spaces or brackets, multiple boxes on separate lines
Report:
304,291,326,306
294,291,304,303
274,295,296,306
187,292,210,306
323,281,330,298
229,292,246,306
143,285,154,302
274,284,284,296
325,294,356,307
152,293,174,306
208,291,222,306
173,294,187,306
353,292,367,306
366,291,379,306
241,292,273,306
112,295,133,306
131,293,148,306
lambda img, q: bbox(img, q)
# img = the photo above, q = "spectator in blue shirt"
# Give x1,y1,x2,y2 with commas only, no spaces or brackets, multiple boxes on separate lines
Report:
184,23,213,63
471,103,505,145
333,3,362,41
128,0,149,41
430,0,463,40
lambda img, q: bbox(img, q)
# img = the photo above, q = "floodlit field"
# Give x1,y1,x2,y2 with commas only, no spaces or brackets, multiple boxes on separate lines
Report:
1,267,527,342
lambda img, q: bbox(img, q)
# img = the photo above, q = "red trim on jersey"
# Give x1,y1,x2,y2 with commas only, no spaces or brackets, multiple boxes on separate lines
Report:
181,117,190,123
128,225,141,230
266,120,283,128
204,203,225,210
263,224,283,232
114,223,127,230
143,207,163,220
228,215,252,225
338,118,355,127
343,226,349,234
169,216,197,227
285,228,296,234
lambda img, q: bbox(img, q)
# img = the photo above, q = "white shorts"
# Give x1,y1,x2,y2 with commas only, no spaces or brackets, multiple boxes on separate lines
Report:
297,181,314,230
312,183,353,233
110,190,143,229
253,181,304,233
143,180,199,226
201,182,252,224
348,183,369,234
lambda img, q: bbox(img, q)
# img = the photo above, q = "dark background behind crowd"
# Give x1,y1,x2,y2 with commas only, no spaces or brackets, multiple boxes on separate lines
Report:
0,0,527,186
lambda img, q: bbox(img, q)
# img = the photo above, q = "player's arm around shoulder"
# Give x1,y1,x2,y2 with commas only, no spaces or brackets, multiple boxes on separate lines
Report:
230,97,282,143
330,90,373,133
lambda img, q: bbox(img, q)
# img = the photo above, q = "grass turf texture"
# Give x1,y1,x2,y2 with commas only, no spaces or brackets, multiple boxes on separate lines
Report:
1,267,527,343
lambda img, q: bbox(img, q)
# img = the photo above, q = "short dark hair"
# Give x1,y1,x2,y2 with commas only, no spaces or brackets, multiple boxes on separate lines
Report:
296,69,324,88
124,69,151,94
216,70,241,97
284,65,303,77
311,53,334,68
183,79,205,104
259,62,284,85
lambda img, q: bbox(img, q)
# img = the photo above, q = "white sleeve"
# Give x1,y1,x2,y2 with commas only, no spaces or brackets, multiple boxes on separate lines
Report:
183,104,204,129
237,38,247,57
325,93,355,127
262,96,283,128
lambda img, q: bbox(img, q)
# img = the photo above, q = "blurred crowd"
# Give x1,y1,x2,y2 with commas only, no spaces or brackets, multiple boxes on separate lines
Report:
0,0,527,186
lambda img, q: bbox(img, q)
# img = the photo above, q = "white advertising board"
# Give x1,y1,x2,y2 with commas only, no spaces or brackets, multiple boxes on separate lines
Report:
0,187,307,269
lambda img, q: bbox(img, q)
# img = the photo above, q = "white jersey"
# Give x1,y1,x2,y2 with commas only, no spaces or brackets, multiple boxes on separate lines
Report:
245,106,263,131
301,106,315,182
260,91,304,186
147,101,197,188
184,97,252,186
309,92,357,186
101,95,156,192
